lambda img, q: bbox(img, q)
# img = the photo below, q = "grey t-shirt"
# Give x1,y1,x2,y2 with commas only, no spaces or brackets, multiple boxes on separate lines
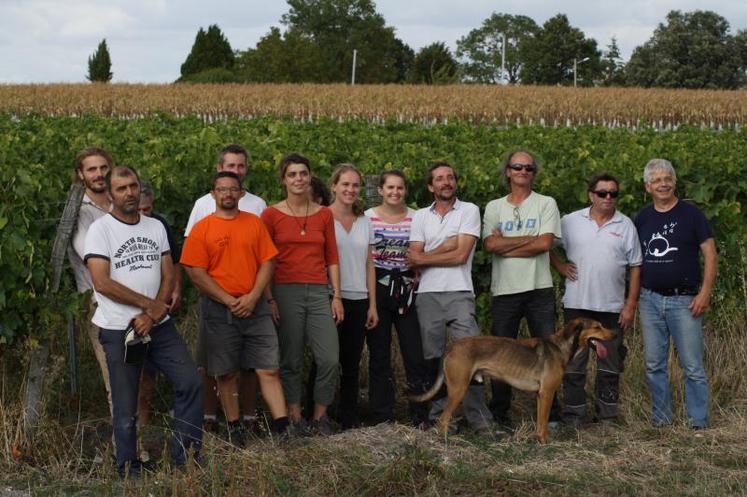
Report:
334,216,375,300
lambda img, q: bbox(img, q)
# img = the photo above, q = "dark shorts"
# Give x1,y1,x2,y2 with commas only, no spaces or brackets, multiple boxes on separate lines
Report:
201,297,279,376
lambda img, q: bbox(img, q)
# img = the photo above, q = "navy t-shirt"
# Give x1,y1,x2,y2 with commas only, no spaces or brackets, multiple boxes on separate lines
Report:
634,200,713,290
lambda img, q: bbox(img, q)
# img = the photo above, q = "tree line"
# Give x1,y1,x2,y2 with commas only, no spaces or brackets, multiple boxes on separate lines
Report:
88,0,747,90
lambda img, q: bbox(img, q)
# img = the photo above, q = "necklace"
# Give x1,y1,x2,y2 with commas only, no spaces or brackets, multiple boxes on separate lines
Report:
285,199,310,235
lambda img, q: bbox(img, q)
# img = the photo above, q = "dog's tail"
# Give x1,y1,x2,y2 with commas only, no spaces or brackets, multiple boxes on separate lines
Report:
409,367,445,403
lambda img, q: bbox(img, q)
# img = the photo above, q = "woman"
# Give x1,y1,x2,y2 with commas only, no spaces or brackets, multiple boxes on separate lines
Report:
365,170,430,426
261,153,344,436
328,164,378,429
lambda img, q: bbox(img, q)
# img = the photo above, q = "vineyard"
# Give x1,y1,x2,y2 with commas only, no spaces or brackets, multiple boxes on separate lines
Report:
2,83,747,128
2,113,746,346
2,90,747,495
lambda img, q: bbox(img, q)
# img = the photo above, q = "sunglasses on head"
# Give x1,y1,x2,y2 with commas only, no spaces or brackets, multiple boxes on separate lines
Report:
592,190,619,199
508,163,537,173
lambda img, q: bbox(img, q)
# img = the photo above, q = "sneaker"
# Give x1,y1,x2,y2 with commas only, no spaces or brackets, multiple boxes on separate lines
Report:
118,458,157,479
203,417,219,434
309,415,335,436
226,420,246,447
475,424,510,439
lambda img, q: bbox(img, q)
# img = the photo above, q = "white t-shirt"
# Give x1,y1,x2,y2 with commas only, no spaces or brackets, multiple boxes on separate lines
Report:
559,207,642,313
482,191,561,296
84,214,171,329
410,199,480,293
184,190,266,236
335,216,375,300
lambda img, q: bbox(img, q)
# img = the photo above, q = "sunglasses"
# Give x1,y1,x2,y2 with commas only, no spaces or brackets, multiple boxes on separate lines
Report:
592,190,619,199
508,163,537,173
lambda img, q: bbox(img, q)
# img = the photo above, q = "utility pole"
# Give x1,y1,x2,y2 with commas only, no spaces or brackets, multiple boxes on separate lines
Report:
351,49,357,85
573,57,590,87
500,33,506,84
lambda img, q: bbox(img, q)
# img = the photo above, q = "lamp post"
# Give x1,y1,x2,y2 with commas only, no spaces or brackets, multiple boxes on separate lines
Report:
573,57,590,87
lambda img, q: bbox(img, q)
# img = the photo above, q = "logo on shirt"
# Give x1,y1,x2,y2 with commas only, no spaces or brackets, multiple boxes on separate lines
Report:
644,227,679,258
113,236,160,271
497,218,536,232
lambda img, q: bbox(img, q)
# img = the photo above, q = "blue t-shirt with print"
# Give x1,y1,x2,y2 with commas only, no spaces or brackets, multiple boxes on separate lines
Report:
634,200,713,290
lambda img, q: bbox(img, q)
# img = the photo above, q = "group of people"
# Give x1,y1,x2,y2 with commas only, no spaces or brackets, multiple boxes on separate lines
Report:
67,144,717,477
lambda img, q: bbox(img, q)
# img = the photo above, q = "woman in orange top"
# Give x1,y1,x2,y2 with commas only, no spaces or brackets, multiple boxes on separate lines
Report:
261,153,343,436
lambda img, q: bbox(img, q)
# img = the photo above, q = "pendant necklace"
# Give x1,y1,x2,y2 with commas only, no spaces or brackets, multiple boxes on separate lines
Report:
286,199,310,235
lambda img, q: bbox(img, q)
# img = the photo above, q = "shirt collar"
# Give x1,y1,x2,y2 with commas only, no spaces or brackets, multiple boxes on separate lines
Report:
428,198,462,213
581,206,623,225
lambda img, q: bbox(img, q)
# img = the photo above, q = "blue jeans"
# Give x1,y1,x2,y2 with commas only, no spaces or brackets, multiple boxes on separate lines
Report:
99,319,203,473
639,289,709,428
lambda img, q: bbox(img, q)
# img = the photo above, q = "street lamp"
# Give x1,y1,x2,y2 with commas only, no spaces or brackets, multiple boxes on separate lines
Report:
573,57,590,87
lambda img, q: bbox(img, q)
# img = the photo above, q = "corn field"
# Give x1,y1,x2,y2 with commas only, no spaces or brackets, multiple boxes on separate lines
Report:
2,83,747,129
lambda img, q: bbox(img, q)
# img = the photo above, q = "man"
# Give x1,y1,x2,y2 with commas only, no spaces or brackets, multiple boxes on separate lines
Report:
634,159,717,429
408,162,493,434
482,150,561,429
68,147,114,413
181,172,289,444
136,181,184,462
85,166,202,477
184,144,266,433
550,173,641,426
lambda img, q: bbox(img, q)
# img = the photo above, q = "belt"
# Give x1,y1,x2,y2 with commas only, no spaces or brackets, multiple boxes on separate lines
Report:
649,286,699,296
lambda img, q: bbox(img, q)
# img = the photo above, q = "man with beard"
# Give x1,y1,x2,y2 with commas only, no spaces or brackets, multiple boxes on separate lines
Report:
68,147,114,413
184,144,266,434
85,166,202,477
408,162,493,435
181,172,289,445
482,150,562,431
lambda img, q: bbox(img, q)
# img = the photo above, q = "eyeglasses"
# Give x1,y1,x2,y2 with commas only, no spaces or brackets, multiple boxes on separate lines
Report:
214,186,241,193
508,163,537,173
592,190,619,199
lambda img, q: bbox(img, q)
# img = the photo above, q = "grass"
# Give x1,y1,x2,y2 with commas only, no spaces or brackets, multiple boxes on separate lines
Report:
2,300,746,496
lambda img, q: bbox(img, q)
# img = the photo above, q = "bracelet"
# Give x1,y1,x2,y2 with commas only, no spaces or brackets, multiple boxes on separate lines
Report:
266,298,276,304
332,295,342,300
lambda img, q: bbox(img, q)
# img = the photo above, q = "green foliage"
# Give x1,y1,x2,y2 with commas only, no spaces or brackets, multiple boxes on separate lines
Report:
626,10,747,89
234,27,328,83
600,37,626,87
179,25,234,80
86,39,112,82
409,42,459,85
178,67,237,84
456,13,539,84
275,0,413,83
2,114,746,344
520,14,602,86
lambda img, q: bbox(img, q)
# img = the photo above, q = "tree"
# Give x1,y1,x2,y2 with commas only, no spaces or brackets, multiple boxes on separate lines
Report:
626,10,747,89
600,37,625,86
409,42,459,84
519,14,601,86
180,25,234,80
234,27,328,82
456,13,539,84
87,39,113,82
280,0,413,83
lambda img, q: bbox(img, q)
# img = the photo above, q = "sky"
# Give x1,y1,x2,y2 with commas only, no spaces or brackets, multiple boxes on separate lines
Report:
1,0,745,83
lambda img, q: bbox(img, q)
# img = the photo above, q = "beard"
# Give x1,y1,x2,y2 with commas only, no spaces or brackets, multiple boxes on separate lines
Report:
86,177,106,193
219,198,237,210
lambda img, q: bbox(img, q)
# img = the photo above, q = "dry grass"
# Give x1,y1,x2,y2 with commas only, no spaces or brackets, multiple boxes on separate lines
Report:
2,84,747,128
2,305,746,496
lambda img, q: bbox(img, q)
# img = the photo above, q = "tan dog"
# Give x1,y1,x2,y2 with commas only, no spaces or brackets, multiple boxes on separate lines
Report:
412,318,615,442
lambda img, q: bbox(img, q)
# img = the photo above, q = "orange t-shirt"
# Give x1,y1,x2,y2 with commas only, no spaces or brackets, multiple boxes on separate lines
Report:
180,211,278,297
260,206,339,285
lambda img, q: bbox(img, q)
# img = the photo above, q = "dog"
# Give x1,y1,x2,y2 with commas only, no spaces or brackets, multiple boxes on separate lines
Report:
411,318,615,442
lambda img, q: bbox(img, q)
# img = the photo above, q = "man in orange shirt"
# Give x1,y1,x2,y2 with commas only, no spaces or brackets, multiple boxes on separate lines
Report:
181,171,289,444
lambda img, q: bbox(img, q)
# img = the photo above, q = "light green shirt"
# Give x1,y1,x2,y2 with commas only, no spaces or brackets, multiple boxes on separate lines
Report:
482,191,561,296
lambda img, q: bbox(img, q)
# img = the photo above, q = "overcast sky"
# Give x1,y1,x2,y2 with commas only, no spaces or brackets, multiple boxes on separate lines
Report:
1,0,745,83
